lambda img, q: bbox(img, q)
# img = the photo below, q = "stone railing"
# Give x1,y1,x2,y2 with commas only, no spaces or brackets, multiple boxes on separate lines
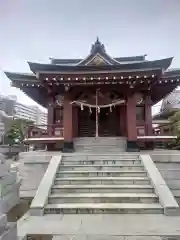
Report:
140,154,179,215
30,155,61,216
150,151,180,201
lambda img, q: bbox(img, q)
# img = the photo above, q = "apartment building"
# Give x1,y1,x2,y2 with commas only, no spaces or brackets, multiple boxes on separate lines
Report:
14,104,47,125
0,95,47,142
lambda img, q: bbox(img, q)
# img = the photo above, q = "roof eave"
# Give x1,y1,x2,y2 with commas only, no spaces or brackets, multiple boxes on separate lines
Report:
4,71,38,82
28,58,172,74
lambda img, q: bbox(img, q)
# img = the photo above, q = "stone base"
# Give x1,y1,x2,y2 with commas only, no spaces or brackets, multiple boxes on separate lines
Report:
47,143,55,151
145,141,154,150
126,141,139,152
63,142,74,153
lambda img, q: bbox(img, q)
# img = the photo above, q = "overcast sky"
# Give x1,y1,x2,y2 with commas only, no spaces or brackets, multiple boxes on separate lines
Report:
0,0,180,113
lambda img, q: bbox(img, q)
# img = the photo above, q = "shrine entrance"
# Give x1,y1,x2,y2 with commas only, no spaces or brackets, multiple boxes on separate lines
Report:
78,106,120,137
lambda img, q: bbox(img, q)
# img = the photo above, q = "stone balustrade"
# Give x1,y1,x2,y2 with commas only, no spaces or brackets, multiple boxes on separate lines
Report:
0,154,20,214
0,153,18,240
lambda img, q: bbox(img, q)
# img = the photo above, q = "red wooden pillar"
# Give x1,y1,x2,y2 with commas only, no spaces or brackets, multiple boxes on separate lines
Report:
119,105,126,136
47,96,54,135
126,93,138,151
47,98,54,125
63,93,74,152
145,94,154,149
73,107,79,137
59,107,63,127
145,95,153,136
47,96,55,150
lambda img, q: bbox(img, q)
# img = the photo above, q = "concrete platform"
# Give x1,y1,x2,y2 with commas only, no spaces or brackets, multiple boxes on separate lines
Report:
18,213,180,238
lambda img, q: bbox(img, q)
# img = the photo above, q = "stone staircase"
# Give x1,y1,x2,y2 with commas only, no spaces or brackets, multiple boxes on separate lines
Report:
44,154,164,214
74,137,127,152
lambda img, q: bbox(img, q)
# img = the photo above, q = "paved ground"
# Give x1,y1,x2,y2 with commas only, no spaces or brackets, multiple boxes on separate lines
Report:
52,237,179,240
18,213,180,239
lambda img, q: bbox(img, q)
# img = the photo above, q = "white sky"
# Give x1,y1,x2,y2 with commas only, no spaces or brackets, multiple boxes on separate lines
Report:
0,0,180,114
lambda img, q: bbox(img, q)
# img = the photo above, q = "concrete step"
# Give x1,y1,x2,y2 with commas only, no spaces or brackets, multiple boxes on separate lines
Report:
44,203,163,214
61,159,141,165
54,176,150,185
51,184,154,194
59,165,144,171
48,193,158,204
56,170,147,178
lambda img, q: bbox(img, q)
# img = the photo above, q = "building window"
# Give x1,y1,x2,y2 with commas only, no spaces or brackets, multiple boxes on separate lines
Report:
136,106,145,121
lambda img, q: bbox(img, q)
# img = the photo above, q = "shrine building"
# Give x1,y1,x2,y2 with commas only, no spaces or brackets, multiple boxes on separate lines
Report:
4,38,180,152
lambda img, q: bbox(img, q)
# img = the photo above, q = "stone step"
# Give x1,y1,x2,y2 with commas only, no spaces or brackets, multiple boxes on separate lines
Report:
75,149,126,153
75,146,126,149
75,143,125,145
56,170,147,178
74,139,125,142
54,176,150,185
74,142,126,145
62,155,139,161
48,193,158,204
44,203,163,214
74,137,126,142
61,159,141,165
59,165,144,171
51,184,154,194
75,146,125,149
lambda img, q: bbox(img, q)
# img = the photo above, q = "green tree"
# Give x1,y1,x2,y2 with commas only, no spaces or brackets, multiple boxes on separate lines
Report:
6,118,33,146
169,111,180,135
167,111,180,149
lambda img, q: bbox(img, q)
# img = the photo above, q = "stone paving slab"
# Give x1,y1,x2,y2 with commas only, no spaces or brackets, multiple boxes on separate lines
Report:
18,213,180,238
